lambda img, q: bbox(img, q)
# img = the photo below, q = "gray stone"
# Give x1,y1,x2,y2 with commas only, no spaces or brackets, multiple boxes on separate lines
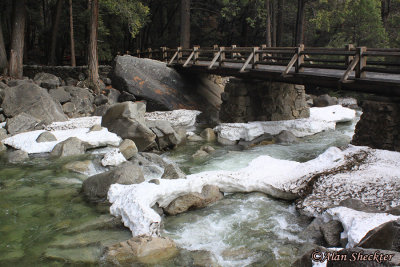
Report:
36,131,57,142
82,161,144,202
187,134,203,142
321,220,343,247
130,152,166,179
89,125,102,132
0,128,8,141
49,87,71,104
313,94,338,107
299,218,325,245
62,102,75,114
164,185,223,215
6,113,41,135
192,150,209,159
112,55,200,111
388,206,400,216
118,91,136,102
62,86,95,117
33,72,61,89
146,120,181,150
238,133,274,149
0,142,6,152
339,198,381,213
107,88,121,105
94,94,108,106
2,83,67,124
200,128,216,142
217,136,237,145
8,150,29,163
0,114,5,122
356,219,400,252
101,102,156,151
65,215,123,235
200,145,215,153
65,77,78,86
7,79,33,87
44,247,102,264
274,130,299,144
161,163,186,179
119,139,138,159
50,137,86,158
149,179,160,185
103,78,112,86
93,104,110,116
104,236,178,265
174,128,187,144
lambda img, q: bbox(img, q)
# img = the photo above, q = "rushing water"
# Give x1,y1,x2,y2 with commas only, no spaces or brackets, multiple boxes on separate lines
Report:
0,111,360,266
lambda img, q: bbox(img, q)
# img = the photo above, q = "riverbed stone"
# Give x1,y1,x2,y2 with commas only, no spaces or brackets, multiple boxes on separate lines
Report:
33,72,61,89
164,185,223,215
103,235,178,265
2,83,67,124
119,139,138,160
274,130,299,144
94,94,108,106
106,88,121,105
65,215,123,235
130,152,166,179
321,220,343,247
50,137,86,158
36,131,57,142
7,150,29,164
63,86,95,117
200,128,216,142
0,128,8,141
89,124,102,132
356,219,400,252
146,120,181,150
161,163,186,179
200,145,215,153
187,134,203,142
6,113,41,135
192,150,209,159
82,161,144,202
49,87,71,104
313,94,338,107
102,102,156,151
63,160,93,174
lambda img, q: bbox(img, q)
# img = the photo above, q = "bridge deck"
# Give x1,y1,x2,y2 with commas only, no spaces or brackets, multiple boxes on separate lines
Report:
135,46,400,97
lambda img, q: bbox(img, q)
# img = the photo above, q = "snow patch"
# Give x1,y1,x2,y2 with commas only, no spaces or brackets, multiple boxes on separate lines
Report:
214,106,355,142
323,207,400,248
145,109,201,129
45,116,102,131
101,148,127,167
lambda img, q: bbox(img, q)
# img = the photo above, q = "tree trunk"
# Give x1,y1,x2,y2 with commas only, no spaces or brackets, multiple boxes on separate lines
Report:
0,22,8,75
295,0,305,46
49,0,63,65
272,0,277,47
276,0,284,46
265,0,272,47
180,0,190,48
88,0,99,94
381,0,391,27
9,0,26,79
69,0,76,67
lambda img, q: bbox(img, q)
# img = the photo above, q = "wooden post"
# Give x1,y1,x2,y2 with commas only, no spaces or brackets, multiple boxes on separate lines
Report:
147,48,152,59
177,46,182,64
252,47,259,69
345,44,354,67
231,45,237,59
136,49,141,58
193,46,199,65
295,44,304,73
261,44,267,62
219,47,225,67
161,47,167,62
355,47,367,79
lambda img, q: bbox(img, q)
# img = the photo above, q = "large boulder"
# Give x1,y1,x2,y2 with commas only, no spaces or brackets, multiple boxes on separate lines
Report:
102,102,156,151
161,163,186,179
49,87,71,104
111,55,199,111
356,219,400,252
33,72,61,89
82,161,144,202
164,185,223,215
103,236,178,265
2,82,68,124
62,86,95,117
6,113,41,135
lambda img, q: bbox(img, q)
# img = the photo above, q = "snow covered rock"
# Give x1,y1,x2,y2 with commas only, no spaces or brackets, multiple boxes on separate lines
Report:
101,148,127,167
145,109,201,130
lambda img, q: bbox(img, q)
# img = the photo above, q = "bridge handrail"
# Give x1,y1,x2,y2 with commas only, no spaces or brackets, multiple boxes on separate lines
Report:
132,44,400,82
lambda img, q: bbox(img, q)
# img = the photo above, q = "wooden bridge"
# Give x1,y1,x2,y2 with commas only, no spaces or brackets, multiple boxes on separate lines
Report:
133,45,400,97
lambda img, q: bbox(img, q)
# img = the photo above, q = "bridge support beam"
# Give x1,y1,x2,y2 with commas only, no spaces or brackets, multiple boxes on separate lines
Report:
219,78,310,123
352,99,400,152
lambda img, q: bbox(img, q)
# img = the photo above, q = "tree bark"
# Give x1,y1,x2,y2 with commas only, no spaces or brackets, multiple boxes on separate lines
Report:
9,0,26,78
88,0,99,94
276,0,284,46
69,0,76,67
180,0,190,48
295,0,305,46
49,0,63,65
381,0,391,27
265,0,272,47
0,21,8,75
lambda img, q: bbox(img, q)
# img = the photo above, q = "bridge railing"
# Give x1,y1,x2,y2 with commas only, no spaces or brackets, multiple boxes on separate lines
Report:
133,45,400,83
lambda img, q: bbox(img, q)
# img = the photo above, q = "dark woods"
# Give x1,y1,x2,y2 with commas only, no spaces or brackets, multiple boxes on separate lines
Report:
0,0,399,75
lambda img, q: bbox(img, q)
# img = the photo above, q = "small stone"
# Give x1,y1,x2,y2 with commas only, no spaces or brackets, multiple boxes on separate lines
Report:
0,128,8,141
119,139,138,160
161,163,186,179
94,94,108,106
187,134,203,142
149,179,160,185
64,160,93,174
50,137,86,158
8,150,29,164
36,131,57,142
89,125,102,132
200,145,215,153
0,114,6,122
62,102,75,114
200,128,216,142
217,136,237,145
192,150,209,159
